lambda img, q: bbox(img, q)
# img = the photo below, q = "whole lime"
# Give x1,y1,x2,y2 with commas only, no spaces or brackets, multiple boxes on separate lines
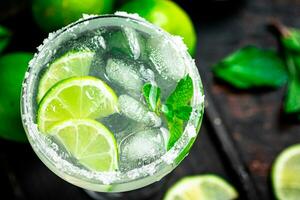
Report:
120,0,197,55
0,53,33,142
32,0,115,32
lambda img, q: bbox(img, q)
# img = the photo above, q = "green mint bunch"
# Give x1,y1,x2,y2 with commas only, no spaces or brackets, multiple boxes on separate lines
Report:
143,75,194,150
212,22,300,120
212,46,287,89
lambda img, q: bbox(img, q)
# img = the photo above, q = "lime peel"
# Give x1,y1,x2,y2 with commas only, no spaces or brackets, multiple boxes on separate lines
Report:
164,174,238,200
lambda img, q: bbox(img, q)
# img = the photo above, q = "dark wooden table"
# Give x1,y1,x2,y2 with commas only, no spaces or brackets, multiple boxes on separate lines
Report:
1,0,300,199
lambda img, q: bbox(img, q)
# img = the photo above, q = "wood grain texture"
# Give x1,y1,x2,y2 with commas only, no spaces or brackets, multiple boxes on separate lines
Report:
194,0,300,199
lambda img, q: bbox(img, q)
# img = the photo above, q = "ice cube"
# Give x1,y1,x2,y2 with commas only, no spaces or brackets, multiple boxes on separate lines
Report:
75,30,107,52
148,36,187,81
106,58,143,96
100,113,147,143
100,113,132,135
139,65,156,84
123,27,140,60
118,95,161,127
106,28,146,60
88,51,107,81
119,129,166,170
90,34,106,50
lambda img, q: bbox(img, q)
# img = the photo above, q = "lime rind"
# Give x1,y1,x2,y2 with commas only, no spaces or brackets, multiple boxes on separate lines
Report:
272,144,300,200
37,51,95,102
164,174,238,200
49,118,118,172
37,76,118,133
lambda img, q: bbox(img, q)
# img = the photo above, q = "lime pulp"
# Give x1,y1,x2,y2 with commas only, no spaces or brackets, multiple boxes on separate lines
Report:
50,118,118,172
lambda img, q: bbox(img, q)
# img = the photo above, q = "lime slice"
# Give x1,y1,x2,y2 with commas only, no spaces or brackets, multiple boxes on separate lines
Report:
38,76,118,133
37,51,95,102
50,119,118,172
272,144,300,200
164,174,238,200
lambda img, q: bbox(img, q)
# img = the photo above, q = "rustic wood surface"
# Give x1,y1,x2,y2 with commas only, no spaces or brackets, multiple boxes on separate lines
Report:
0,0,300,199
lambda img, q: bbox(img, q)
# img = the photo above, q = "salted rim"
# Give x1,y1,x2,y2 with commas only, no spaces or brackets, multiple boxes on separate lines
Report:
21,12,205,190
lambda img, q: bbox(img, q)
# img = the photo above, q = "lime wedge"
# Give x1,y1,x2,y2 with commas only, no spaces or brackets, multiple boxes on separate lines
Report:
37,76,118,133
50,119,118,172
37,51,95,102
272,144,300,200
164,174,238,200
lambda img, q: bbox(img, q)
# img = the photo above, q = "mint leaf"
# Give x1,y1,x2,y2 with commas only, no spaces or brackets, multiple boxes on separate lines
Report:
271,23,300,118
0,25,11,54
174,106,192,121
282,29,300,53
166,75,193,109
213,46,288,88
282,44,300,114
284,78,300,113
143,83,161,113
164,75,194,150
162,104,174,122
167,117,183,150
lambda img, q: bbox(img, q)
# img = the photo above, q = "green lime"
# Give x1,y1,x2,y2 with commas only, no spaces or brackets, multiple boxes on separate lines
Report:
37,51,95,102
32,0,115,31
164,174,238,200
37,76,118,133
120,0,197,55
50,118,118,171
272,144,300,200
0,52,33,142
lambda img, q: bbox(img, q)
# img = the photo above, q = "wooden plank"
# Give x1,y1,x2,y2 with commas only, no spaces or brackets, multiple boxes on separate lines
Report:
194,0,300,199
203,92,260,200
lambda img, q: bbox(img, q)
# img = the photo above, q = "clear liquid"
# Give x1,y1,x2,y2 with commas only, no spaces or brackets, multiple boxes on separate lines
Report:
37,23,190,173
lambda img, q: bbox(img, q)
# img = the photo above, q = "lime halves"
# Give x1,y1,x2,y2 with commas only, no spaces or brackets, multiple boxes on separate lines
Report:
164,175,238,200
37,76,118,133
37,75,118,172
37,51,95,102
272,144,300,200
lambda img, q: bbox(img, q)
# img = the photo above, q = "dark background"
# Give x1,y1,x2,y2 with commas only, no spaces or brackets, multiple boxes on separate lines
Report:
0,0,300,199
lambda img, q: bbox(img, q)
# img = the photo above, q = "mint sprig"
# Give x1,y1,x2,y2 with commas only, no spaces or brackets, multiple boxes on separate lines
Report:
174,106,192,121
166,75,193,109
142,75,194,150
212,46,288,89
143,83,161,114
167,117,183,150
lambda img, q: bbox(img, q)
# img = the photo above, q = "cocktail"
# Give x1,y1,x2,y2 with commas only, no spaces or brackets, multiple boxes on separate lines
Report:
21,13,204,198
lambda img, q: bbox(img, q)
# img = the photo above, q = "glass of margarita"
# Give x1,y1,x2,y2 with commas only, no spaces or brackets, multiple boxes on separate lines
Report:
21,13,204,198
